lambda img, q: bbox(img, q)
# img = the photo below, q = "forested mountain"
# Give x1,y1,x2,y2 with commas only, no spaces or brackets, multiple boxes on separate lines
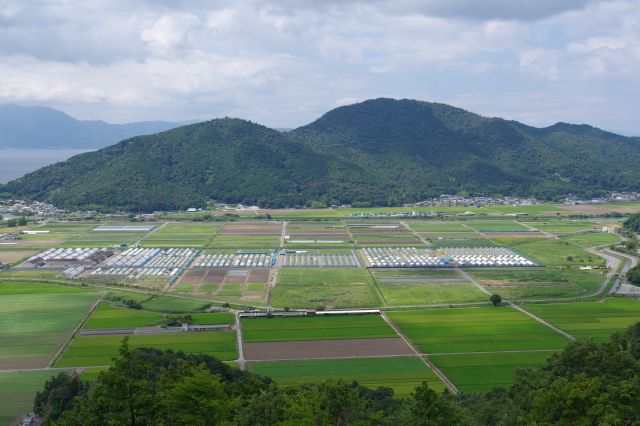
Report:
0,104,183,149
2,98,640,211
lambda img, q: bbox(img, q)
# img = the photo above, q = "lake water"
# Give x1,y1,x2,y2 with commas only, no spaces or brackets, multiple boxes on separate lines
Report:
0,148,92,183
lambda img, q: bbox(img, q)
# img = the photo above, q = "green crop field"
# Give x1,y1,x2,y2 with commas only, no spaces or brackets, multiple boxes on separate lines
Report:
248,357,444,396
371,269,487,305
508,238,604,267
522,298,640,341
387,306,569,353
242,314,396,342
271,268,381,309
562,232,620,248
56,331,238,367
431,238,498,248
407,222,470,232
0,371,59,425
523,221,600,234
83,302,165,329
206,235,280,249
140,296,210,313
190,312,235,325
0,282,98,368
430,351,554,393
466,221,531,232
468,269,604,300
139,223,221,248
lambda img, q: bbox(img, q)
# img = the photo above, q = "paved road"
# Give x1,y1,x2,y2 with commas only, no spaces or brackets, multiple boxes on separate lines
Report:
235,311,246,371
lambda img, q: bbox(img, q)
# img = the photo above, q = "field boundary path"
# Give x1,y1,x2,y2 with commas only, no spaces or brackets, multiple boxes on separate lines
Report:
48,292,105,367
457,269,492,296
235,311,246,371
507,302,576,341
279,221,287,247
515,221,555,238
380,311,459,395
458,267,576,341
400,221,429,245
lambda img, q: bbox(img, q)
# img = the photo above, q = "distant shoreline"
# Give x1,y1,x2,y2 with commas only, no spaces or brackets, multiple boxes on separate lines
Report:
0,148,93,183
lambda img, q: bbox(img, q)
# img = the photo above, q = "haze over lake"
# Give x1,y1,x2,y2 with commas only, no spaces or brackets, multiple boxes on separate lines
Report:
0,149,91,183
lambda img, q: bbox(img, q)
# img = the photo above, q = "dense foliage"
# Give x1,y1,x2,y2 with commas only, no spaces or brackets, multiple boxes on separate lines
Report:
3,99,640,211
624,213,640,233
628,266,640,286
36,322,640,425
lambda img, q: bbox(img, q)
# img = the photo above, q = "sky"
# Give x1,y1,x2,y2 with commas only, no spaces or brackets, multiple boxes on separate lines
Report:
0,0,638,134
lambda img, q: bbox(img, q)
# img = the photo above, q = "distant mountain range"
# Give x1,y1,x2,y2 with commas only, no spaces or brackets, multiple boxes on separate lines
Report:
2,98,639,211
0,104,186,149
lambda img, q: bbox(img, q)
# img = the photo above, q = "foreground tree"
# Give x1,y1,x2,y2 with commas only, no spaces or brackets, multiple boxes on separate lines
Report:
628,265,640,286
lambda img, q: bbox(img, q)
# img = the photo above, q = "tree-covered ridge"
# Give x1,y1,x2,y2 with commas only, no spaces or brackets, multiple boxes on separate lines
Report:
34,322,640,425
2,98,640,211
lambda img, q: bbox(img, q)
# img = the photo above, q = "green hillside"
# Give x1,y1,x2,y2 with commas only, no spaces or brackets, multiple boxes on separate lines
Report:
2,98,640,211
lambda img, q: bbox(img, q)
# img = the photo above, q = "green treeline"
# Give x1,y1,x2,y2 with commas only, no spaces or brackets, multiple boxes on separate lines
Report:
624,213,640,234
35,322,640,425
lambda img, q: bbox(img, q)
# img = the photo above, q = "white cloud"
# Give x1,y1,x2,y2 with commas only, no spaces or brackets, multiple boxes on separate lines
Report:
0,0,637,134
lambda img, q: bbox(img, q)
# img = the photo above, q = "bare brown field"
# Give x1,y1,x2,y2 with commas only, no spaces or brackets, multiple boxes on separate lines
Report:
178,269,226,285
243,337,415,361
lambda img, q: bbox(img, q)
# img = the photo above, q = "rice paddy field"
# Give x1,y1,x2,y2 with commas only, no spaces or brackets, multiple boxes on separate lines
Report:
140,222,221,248
466,221,532,232
371,269,488,305
430,351,553,393
522,221,600,234
468,269,604,300
270,268,381,309
387,306,569,353
56,331,238,367
241,314,396,342
0,282,98,369
248,357,444,396
508,238,605,267
0,371,59,425
206,235,280,249
83,301,165,328
562,232,621,248
522,298,640,341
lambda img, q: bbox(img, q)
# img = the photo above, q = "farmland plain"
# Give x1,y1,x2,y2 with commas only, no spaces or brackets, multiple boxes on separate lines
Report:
0,282,98,369
271,268,381,309
430,351,553,393
523,298,640,341
387,306,569,353
248,357,444,396
56,331,238,367
242,315,396,342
